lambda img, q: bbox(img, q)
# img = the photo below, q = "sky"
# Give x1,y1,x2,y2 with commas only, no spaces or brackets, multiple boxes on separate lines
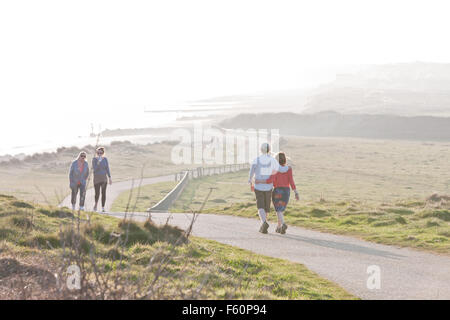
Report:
1,0,450,151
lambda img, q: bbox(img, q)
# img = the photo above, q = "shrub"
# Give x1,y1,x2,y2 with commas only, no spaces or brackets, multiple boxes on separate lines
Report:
118,219,187,247
0,194,15,200
11,201,34,209
426,219,441,227
372,220,396,227
30,234,61,249
309,208,330,218
211,199,227,203
144,219,188,245
426,193,450,202
395,216,407,224
118,220,151,246
438,230,450,237
421,210,450,222
11,216,33,229
38,208,73,218
84,223,111,244
338,219,357,225
386,208,414,215
58,228,92,253
31,228,93,253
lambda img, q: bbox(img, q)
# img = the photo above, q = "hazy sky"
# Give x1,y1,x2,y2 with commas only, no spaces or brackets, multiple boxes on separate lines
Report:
1,0,450,148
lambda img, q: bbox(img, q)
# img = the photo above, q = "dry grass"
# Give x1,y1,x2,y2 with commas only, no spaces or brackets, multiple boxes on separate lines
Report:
0,192,355,300
0,140,191,205
173,171,450,254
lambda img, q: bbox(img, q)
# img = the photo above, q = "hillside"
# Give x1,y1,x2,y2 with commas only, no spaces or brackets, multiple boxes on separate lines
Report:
220,111,450,141
0,194,354,300
172,171,450,254
304,62,450,116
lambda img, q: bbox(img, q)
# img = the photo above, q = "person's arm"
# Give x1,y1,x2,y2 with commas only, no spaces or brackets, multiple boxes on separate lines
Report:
248,160,256,184
288,167,299,200
271,157,280,175
105,158,112,184
68,162,74,186
248,160,257,191
105,158,111,178
255,173,274,184
85,162,90,180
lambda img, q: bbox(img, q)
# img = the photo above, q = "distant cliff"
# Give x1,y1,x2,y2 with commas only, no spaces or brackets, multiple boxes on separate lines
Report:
220,112,450,141
303,63,450,116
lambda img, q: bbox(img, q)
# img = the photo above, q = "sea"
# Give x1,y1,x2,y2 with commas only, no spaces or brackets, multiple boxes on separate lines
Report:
0,101,236,157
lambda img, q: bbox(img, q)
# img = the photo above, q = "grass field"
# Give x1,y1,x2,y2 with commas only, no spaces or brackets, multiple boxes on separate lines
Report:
173,172,450,254
0,140,194,205
172,171,254,213
3,135,450,255
0,194,355,299
111,181,178,212
171,136,450,254
279,136,450,203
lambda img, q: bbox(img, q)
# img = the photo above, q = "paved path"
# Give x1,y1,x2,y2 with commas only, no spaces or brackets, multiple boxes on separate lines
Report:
61,177,450,300
60,175,175,211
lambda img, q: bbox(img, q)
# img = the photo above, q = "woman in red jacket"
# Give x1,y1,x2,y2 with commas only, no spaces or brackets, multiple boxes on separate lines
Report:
256,152,299,234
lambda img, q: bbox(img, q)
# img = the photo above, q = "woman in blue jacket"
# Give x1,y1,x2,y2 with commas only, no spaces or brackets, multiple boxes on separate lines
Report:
69,151,89,211
92,147,112,212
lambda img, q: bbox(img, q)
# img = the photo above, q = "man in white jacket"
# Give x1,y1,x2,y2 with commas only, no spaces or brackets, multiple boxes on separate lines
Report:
248,143,279,233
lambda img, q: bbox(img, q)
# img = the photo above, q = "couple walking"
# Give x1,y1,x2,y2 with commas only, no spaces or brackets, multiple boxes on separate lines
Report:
249,143,299,234
68,147,112,212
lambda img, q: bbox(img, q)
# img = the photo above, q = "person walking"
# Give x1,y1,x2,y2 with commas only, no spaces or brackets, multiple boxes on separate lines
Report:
256,152,299,234
69,151,89,211
248,143,279,234
92,147,112,213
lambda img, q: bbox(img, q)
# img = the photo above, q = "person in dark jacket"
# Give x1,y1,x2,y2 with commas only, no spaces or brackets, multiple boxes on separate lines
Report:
92,147,112,213
69,151,89,211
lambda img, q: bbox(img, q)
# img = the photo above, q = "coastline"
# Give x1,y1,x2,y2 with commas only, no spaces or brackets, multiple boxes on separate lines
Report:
0,116,223,161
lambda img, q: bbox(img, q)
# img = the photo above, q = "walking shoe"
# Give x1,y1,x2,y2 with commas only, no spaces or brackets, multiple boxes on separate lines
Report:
71,205,76,211
79,206,85,211
259,221,269,234
93,205,98,212
275,226,282,233
102,208,106,213
280,223,288,234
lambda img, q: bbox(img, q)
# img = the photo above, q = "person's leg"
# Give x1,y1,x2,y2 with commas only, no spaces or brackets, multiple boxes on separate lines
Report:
101,182,107,209
258,208,267,222
255,190,269,233
255,191,267,222
271,188,280,228
71,187,78,210
276,211,285,226
79,185,86,209
280,188,290,234
94,182,101,210
264,190,272,219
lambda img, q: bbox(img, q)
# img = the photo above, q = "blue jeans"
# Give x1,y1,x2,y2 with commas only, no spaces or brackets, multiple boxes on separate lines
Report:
71,184,86,207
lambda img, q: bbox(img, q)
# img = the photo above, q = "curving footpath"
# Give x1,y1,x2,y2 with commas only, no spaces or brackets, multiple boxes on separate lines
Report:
61,176,450,300
60,175,175,211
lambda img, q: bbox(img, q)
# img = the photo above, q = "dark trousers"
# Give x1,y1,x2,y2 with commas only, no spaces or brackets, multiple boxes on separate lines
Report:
254,189,272,213
71,184,86,207
94,181,108,207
